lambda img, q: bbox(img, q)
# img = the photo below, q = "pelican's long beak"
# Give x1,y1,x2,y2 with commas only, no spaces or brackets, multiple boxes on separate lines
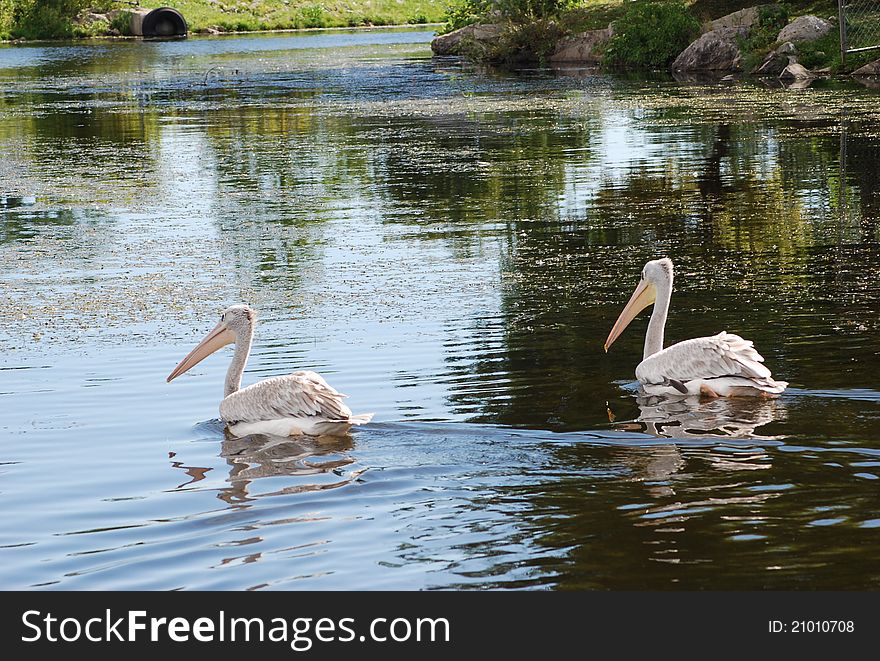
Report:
604,280,656,352
166,322,235,382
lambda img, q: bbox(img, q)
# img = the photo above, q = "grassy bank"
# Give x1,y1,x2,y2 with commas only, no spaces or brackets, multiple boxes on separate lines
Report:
139,0,444,32
440,0,875,73
0,0,446,40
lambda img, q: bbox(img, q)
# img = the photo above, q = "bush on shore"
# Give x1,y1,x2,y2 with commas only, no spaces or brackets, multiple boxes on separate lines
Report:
602,0,701,68
483,17,567,64
2,0,115,40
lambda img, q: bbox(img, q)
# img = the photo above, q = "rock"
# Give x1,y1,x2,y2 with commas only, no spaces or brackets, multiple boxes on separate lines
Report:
75,11,108,26
853,58,880,75
778,62,815,81
777,15,832,44
710,6,760,31
672,27,747,72
431,23,503,56
854,75,880,89
752,50,790,76
549,27,613,63
752,41,798,76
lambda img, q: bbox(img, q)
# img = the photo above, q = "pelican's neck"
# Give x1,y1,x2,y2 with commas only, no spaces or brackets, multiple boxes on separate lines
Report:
644,277,672,360
225,323,253,398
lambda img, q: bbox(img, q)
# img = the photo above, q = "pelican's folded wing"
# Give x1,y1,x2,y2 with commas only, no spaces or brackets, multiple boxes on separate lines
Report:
220,370,353,423
635,331,774,385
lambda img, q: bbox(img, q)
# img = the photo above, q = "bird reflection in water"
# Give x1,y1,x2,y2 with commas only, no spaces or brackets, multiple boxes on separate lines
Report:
607,394,786,499
602,395,789,568
218,431,360,504
169,428,362,505
614,392,786,441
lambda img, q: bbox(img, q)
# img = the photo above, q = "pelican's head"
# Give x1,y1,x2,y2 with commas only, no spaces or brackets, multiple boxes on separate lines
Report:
604,258,673,352
166,304,256,383
219,304,256,335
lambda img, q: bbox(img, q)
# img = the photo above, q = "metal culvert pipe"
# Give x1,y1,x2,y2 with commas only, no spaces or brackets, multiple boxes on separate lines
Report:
130,8,188,39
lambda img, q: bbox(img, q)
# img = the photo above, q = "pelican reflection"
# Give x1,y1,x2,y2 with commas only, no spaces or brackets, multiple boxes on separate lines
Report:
607,394,785,499
169,429,362,505
613,392,786,441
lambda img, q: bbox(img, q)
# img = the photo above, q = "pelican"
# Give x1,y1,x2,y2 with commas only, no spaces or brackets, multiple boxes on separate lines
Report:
604,258,787,398
167,305,373,437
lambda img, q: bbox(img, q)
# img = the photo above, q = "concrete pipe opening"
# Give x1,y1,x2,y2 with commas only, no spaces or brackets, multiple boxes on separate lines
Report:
141,8,188,39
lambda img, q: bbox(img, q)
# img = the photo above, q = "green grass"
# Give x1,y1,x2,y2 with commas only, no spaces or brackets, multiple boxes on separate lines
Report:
136,0,445,33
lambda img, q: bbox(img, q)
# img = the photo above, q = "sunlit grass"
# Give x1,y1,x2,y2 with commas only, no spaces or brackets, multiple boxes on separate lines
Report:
0,0,445,40
136,0,445,32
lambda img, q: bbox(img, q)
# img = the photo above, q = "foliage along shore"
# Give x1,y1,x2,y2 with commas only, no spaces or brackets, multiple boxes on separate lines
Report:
0,0,445,41
434,0,880,75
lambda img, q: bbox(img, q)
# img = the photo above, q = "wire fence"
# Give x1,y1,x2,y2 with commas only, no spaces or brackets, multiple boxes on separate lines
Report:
839,0,880,55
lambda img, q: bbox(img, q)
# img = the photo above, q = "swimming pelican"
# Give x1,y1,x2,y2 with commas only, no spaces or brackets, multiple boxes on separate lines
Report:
167,305,373,437
604,258,787,398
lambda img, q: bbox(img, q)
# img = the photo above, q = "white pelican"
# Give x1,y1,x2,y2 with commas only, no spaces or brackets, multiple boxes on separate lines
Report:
604,258,787,398
167,305,373,437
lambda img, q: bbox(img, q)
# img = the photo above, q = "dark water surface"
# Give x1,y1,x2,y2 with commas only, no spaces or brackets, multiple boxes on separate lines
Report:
2,28,880,590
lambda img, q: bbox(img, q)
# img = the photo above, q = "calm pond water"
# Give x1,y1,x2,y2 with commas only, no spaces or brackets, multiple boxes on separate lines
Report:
2,28,880,590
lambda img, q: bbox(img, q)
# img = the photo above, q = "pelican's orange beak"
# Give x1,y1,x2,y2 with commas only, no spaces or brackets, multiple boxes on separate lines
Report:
604,280,656,352
167,322,235,382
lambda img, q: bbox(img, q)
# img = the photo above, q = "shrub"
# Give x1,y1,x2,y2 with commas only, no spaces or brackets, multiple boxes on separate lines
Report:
737,3,791,72
109,9,132,36
301,4,327,29
72,15,109,38
5,0,116,39
440,0,487,34
479,17,565,64
0,0,14,37
603,0,701,69
441,0,573,35
757,3,788,31
497,0,574,21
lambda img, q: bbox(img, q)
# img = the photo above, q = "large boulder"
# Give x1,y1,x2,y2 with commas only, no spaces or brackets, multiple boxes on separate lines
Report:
853,58,880,76
776,15,833,44
709,5,762,31
672,27,748,72
431,23,503,56
549,27,613,63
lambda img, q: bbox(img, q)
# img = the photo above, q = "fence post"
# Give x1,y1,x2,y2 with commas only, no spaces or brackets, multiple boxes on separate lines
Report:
838,0,848,68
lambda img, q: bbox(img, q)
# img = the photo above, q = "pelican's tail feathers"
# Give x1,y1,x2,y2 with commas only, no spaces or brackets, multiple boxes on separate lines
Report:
349,413,374,426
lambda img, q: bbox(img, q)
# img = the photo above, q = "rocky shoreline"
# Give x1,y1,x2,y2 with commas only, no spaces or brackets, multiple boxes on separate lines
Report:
432,5,880,86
